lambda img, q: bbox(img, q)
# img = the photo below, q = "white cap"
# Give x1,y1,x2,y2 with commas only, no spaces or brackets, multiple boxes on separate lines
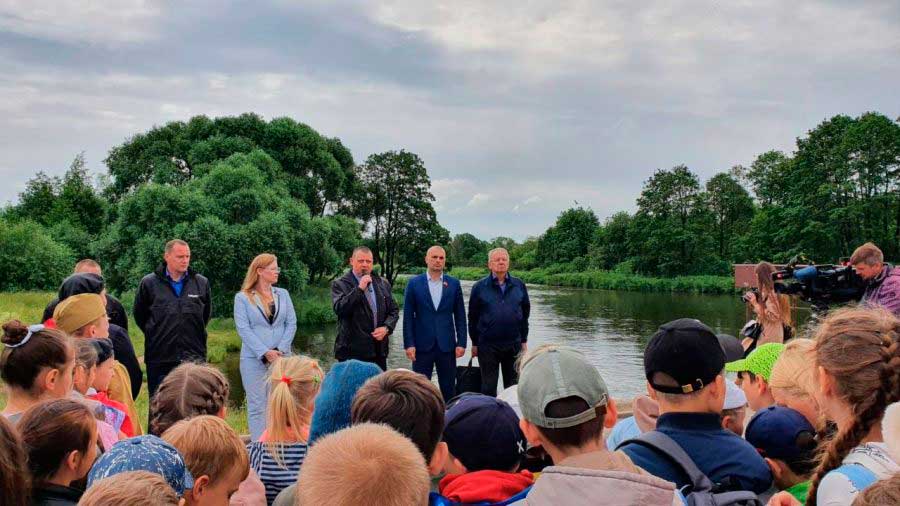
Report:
724,380,748,410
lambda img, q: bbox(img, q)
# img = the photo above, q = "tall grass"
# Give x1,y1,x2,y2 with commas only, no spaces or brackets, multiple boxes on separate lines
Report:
449,267,736,294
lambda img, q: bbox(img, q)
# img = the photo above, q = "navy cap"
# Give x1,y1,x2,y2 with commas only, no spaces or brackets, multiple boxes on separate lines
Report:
644,319,725,395
745,406,817,463
87,435,194,496
443,394,526,472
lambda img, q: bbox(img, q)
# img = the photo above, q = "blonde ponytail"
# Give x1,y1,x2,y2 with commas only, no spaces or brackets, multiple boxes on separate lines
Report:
265,356,323,462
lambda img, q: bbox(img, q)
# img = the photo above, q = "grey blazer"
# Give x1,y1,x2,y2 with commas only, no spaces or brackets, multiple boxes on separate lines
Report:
234,287,297,360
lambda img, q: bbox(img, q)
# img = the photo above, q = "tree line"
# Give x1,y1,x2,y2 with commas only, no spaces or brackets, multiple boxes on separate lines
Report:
0,113,447,314
449,112,900,277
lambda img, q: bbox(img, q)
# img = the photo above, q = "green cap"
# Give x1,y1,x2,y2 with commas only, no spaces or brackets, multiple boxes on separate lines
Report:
517,346,609,429
725,343,785,381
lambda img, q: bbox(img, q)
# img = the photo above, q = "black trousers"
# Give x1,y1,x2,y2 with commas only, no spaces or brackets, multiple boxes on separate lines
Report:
340,355,387,371
412,348,457,402
478,342,522,397
147,361,180,420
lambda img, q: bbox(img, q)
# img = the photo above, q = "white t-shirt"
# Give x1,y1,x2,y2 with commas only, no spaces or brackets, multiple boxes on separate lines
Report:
817,442,899,506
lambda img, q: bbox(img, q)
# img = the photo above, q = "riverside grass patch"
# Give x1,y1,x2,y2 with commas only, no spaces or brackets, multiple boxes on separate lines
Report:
448,267,736,294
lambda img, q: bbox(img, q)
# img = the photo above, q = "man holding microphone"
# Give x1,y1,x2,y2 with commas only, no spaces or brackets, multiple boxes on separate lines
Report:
331,246,399,370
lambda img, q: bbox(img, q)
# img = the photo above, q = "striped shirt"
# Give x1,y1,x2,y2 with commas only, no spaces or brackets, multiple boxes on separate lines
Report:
247,441,309,505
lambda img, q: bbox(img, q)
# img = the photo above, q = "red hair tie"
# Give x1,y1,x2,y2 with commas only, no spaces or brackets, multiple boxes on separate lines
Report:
280,375,292,385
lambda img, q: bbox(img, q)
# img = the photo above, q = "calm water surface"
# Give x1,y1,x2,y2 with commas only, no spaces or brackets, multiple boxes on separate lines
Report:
223,280,811,405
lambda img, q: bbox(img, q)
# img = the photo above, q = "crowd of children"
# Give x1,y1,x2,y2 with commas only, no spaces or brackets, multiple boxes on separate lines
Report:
1,282,899,505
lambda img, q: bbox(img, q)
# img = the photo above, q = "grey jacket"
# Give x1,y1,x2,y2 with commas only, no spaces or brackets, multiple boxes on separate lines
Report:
513,451,680,506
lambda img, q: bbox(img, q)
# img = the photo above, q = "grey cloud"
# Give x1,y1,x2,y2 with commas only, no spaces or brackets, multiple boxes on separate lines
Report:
1,1,898,241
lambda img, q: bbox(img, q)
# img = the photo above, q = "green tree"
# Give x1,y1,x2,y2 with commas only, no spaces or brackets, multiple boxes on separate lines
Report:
705,173,755,259
351,150,450,285
0,219,75,291
9,153,108,259
589,211,634,270
96,150,358,314
630,165,714,275
537,207,600,265
105,113,356,216
449,233,489,266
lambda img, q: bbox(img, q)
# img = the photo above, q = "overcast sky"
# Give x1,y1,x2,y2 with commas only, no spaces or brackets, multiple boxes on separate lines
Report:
2,1,898,240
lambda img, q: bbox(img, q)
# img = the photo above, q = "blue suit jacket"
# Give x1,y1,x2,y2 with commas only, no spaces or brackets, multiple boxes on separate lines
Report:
402,273,467,353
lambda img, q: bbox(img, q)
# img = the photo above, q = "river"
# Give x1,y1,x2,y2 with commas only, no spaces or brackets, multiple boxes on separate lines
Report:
221,280,811,406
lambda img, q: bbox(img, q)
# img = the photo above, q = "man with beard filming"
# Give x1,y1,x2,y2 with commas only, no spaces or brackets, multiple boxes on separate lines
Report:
850,242,900,317
331,246,399,371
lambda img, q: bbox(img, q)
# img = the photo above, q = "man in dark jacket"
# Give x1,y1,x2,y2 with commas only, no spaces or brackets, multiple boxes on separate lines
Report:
43,259,128,330
331,246,399,371
42,272,143,399
468,247,530,397
133,239,212,398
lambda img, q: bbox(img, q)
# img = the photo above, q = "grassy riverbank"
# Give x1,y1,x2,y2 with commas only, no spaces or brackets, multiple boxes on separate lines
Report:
448,267,737,294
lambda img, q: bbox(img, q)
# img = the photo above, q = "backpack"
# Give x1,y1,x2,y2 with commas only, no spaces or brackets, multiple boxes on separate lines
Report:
618,431,763,506
830,464,879,493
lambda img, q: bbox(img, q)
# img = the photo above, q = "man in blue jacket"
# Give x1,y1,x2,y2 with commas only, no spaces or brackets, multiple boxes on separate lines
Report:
403,245,467,401
467,247,530,397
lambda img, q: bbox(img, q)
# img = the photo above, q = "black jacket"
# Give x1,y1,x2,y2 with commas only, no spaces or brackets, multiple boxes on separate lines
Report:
467,274,530,347
31,484,82,505
331,271,399,360
133,263,211,365
43,274,129,329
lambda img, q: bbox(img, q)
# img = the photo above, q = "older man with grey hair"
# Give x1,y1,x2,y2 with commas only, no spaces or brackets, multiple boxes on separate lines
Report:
467,247,530,396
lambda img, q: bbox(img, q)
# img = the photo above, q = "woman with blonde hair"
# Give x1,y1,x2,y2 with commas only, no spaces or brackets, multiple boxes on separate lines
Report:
234,253,298,441
743,261,793,350
247,355,323,503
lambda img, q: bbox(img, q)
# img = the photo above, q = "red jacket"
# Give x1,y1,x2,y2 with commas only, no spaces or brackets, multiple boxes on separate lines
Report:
438,470,534,504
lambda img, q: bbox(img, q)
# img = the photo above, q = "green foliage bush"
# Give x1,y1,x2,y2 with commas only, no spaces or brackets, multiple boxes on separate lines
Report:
96,150,360,316
0,219,75,291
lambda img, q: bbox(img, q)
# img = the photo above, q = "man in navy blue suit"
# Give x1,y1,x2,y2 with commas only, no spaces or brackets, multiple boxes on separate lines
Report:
403,245,467,401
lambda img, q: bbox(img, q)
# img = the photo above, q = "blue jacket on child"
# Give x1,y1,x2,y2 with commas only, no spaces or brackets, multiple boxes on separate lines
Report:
618,412,772,495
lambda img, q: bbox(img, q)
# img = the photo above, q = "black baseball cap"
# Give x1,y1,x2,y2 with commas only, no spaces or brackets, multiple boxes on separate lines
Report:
716,334,745,363
644,318,725,395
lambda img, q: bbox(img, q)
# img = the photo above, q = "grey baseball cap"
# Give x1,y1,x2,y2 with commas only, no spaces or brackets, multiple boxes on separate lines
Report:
517,346,609,429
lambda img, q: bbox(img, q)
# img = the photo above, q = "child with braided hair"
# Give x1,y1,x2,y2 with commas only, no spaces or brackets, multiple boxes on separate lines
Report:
148,362,230,436
247,355,323,504
769,307,900,506
149,362,267,506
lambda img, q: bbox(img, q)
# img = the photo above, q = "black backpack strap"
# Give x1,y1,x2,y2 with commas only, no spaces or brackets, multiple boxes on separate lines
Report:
618,430,714,493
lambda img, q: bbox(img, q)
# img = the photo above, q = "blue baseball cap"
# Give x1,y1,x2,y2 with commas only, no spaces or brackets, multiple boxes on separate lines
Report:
443,394,526,472
745,406,817,463
87,435,194,495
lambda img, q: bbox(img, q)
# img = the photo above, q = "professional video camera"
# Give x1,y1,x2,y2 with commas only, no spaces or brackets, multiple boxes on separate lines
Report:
771,255,865,312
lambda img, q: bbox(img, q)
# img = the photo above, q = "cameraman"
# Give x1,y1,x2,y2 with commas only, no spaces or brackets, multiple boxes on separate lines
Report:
850,242,900,316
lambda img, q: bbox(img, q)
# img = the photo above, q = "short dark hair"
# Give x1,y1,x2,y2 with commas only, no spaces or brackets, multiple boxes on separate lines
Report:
534,396,605,449
783,430,818,476
738,370,758,383
351,370,444,460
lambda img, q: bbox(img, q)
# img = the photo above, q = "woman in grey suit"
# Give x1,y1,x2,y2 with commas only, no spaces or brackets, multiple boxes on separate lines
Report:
234,253,298,440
